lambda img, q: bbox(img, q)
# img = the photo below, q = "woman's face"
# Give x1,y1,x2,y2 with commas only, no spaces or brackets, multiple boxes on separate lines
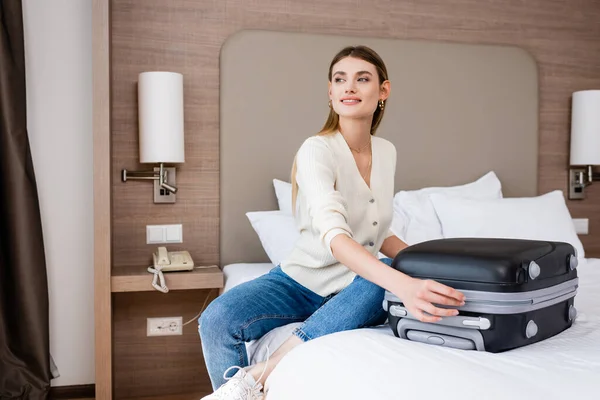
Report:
329,56,390,120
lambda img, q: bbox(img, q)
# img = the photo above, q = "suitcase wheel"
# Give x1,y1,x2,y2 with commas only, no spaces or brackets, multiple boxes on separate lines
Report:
568,305,578,321
525,320,538,338
528,261,541,280
569,254,578,271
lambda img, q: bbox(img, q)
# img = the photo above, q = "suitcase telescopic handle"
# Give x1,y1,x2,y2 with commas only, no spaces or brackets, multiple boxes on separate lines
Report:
389,305,492,330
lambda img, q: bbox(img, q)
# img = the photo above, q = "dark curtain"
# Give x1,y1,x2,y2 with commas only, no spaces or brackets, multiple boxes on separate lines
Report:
0,1,52,399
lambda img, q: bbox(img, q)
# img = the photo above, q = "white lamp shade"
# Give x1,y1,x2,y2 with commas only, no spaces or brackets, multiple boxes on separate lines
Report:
138,71,185,163
570,90,600,166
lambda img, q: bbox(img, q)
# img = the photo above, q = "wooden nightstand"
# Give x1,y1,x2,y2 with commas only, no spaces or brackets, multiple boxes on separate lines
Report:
109,265,223,398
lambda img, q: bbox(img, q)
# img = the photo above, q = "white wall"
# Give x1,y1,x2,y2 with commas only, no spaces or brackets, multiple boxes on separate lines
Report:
23,0,94,386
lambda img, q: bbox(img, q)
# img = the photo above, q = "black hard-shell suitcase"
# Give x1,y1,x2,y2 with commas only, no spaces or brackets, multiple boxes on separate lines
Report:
383,238,579,353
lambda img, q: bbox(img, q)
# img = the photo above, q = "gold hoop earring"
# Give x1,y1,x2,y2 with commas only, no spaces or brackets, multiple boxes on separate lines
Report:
329,100,332,109
379,99,385,110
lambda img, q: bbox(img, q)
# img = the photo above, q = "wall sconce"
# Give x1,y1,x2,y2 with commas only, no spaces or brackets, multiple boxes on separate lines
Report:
569,90,600,200
122,71,185,204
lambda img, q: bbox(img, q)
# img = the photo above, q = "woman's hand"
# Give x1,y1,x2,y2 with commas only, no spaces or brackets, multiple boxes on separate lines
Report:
395,278,466,323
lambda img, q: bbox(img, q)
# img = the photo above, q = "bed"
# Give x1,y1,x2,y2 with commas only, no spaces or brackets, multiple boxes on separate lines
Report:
218,30,599,399
224,260,600,400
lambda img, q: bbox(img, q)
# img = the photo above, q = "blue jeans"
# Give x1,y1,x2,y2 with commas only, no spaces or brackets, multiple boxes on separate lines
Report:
198,258,393,389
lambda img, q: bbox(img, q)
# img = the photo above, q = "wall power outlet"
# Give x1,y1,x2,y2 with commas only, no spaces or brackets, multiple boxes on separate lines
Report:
147,317,183,337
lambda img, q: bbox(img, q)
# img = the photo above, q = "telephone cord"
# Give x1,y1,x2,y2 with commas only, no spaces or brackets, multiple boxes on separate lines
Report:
147,266,169,293
146,266,214,327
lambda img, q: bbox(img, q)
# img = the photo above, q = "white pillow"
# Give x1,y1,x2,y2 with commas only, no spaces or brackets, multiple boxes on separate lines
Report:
394,171,503,245
429,190,585,259
273,179,293,215
246,210,300,266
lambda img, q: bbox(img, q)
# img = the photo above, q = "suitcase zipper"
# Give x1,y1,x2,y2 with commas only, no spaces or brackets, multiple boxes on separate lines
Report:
459,278,578,308
384,278,578,318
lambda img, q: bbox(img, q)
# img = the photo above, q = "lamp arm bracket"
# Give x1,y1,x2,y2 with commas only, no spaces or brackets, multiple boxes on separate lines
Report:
121,163,178,195
121,169,161,182
122,163,168,182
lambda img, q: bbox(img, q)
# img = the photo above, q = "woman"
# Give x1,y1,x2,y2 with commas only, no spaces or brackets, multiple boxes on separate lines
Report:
199,45,465,400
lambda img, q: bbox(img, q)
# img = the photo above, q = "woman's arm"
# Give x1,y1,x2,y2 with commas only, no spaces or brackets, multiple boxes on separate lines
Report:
380,234,409,259
329,234,465,322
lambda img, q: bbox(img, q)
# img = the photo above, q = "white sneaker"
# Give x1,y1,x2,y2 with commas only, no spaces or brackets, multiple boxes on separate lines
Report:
201,367,264,400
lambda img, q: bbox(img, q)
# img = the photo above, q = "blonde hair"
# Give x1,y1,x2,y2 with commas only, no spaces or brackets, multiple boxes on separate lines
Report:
291,45,389,213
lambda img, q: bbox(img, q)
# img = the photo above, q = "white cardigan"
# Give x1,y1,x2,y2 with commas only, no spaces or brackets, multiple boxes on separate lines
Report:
280,131,397,297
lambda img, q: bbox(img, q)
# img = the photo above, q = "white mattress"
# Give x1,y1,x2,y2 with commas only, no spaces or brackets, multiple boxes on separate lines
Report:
264,259,600,400
222,262,275,293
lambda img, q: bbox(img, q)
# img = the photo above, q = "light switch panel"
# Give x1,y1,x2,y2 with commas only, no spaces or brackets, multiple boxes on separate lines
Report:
165,224,183,243
146,224,183,244
147,225,166,244
573,218,589,235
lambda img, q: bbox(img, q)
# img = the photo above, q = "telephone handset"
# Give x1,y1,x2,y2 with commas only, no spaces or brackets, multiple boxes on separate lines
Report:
148,247,195,293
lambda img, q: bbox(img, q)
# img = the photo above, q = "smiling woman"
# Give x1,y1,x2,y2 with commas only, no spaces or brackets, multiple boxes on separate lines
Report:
198,45,464,400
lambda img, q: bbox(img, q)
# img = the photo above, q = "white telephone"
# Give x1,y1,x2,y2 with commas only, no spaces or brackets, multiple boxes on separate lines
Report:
148,247,195,293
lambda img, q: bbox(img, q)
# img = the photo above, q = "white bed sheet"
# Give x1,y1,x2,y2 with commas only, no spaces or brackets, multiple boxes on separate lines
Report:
265,259,600,400
222,262,275,293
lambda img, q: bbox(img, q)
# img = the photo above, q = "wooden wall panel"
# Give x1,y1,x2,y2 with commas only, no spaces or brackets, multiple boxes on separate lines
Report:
93,0,112,397
110,0,600,397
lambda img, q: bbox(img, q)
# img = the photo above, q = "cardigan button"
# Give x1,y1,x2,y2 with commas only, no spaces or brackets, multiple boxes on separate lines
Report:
369,199,375,203
369,241,375,246
373,221,378,226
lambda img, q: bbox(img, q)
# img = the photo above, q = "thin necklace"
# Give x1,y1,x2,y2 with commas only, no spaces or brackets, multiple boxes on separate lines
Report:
344,136,372,153
341,133,372,182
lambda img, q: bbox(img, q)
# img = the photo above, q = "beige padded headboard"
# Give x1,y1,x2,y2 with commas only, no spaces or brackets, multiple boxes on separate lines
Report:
220,30,539,266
